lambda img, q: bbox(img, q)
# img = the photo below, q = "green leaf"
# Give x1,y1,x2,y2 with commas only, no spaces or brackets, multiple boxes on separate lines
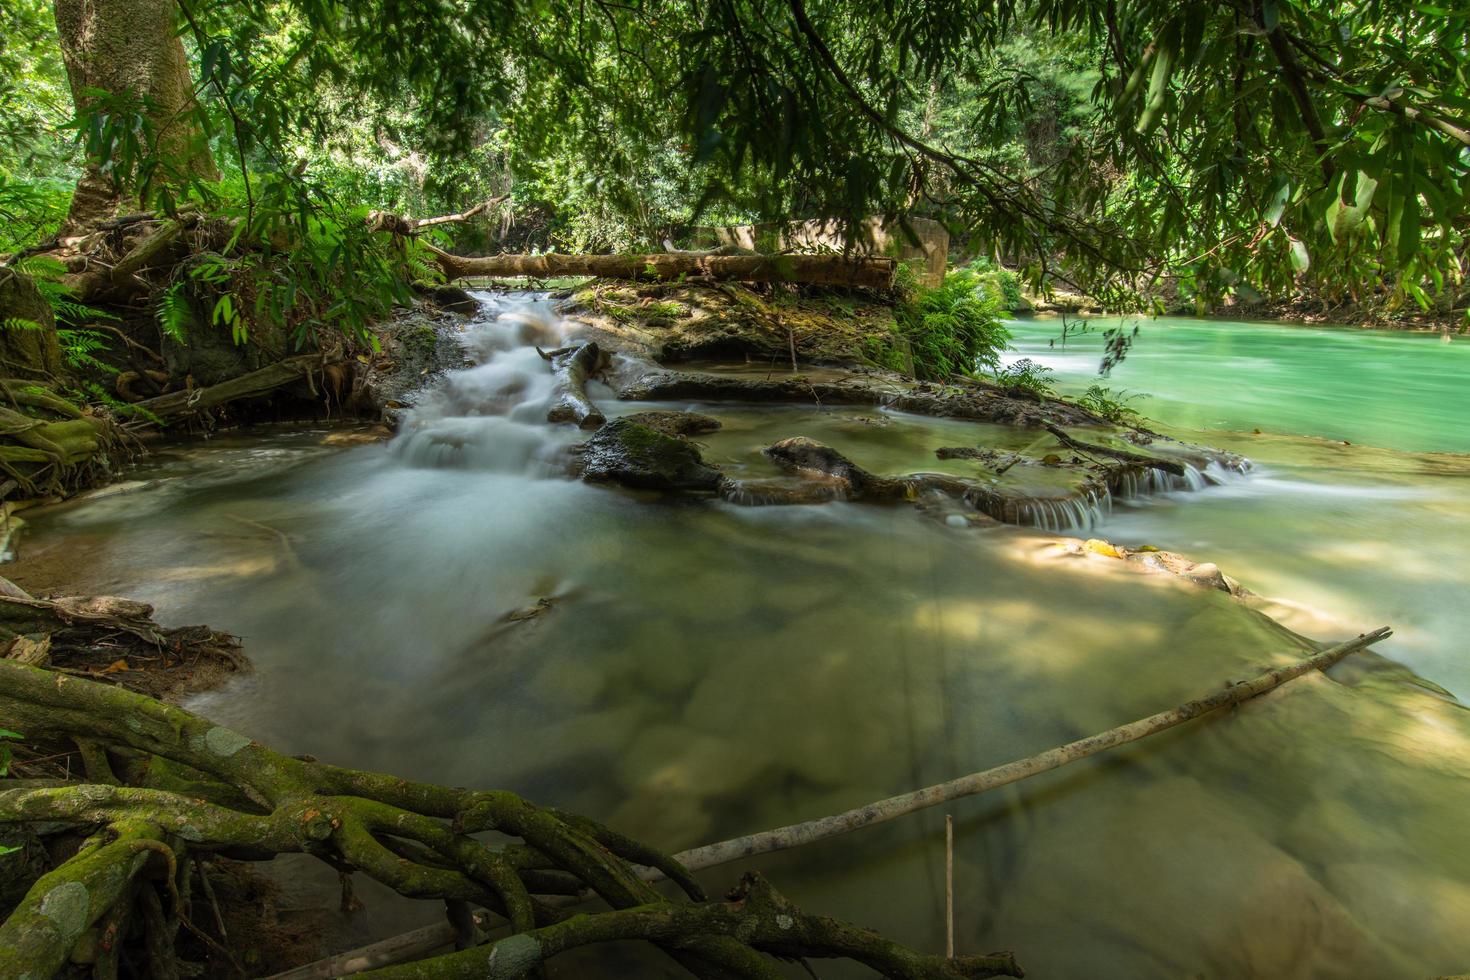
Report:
1264,178,1290,227
1395,193,1421,267
1289,237,1310,273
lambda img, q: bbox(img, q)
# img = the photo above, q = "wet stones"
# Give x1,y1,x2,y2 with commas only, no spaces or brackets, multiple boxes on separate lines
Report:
575,417,725,492
763,437,905,500
620,410,722,438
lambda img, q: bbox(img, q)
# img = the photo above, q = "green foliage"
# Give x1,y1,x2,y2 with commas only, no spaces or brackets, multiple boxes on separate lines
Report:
6,254,123,375
642,301,687,324
895,268,1012,381
6,0,1469,331
57,327,116,374
966,258,1024,310
1076,384,1146,425
157,282,190,344
993,358,1057,398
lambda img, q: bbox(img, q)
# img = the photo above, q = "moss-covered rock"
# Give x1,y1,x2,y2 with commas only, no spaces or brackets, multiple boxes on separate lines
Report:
576,417,725,492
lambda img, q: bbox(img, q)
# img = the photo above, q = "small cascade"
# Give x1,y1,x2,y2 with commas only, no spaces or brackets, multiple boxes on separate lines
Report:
1014,487,1112,533
389,293,584,475
1010,457,1252,534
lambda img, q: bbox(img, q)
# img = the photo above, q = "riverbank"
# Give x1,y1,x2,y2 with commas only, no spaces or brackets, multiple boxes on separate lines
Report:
1020,286,1467,333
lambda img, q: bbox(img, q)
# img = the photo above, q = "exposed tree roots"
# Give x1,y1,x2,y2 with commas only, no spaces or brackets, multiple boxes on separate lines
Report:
0,659,1022,978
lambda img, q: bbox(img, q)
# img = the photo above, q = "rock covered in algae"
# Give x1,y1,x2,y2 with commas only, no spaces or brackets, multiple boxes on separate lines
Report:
620,410,723,438
576,416,725,491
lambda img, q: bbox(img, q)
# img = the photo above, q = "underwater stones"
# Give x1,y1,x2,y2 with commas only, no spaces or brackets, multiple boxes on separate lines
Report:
616,365,1107,428
991,776,1405,979
575,417,725,492
526,654,608,710
611,725,771,845
618,619,701,698
763,437,904,499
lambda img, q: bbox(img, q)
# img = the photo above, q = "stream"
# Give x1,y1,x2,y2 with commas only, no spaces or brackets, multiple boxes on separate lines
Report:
7,298,1470,977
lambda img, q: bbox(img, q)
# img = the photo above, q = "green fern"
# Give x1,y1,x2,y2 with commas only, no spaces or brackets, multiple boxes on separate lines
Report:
58,327,117,374
2,316,42,332
157,282,190,344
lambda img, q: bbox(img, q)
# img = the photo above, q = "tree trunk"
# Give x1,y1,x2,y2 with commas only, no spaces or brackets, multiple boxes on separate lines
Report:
0,272,62,378
426,246,897,290
52,0,217,232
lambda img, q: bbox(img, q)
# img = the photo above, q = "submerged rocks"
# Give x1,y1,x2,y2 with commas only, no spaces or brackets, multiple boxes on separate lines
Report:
575,416,725,492
763,436,905,499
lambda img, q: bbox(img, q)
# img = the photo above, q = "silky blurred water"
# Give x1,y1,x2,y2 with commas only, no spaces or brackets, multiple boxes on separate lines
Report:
7,301,1469,977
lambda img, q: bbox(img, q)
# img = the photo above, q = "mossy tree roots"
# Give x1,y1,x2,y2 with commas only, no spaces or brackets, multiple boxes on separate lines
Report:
0,661,1021,978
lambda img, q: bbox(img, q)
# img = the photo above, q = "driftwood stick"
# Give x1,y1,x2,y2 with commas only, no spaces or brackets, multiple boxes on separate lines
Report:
280,627,1390,977
131,354,328,422
945,813,955,960
673,628,1391,870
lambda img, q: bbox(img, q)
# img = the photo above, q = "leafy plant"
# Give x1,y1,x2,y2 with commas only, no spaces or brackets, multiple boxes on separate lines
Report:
1076,384,1146,425
993,358,1057,397
895,268,1012,381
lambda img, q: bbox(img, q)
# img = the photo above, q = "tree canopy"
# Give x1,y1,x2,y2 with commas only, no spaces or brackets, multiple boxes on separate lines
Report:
2,0,1468,317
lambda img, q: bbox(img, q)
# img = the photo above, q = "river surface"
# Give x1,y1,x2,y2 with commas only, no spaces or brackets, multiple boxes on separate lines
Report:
1007,315,1470,701
7,301,1470,978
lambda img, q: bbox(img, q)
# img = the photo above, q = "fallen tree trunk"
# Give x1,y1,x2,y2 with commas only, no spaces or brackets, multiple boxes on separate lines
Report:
131,353,329,422
543,342,607,428
424,245,897,290
275,626,1390,977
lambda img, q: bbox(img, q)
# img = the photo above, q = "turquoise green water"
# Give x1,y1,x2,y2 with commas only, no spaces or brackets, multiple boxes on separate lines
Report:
1010,315,1470,701
1007,315,1470,452
7,303,1470,977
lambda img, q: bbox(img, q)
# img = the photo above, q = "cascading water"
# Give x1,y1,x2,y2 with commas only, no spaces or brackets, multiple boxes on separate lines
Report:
389,294,585,474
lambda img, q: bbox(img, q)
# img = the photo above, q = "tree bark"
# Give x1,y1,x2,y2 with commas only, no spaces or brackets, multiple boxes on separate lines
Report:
52,0,218,232
130,353,329,422
425,245,897,290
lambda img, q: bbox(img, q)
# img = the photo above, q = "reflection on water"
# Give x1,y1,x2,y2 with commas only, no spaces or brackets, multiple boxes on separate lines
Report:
7,299,1470,977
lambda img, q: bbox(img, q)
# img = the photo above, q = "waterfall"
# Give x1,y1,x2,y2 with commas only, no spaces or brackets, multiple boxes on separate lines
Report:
389,293,584,475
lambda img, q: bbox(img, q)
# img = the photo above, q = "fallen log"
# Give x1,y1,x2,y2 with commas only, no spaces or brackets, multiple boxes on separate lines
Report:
423,244,897,290
365,197,507,236
544,342,607,429
131,353,329,422
278,626,1390,976
674,627,1392,869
